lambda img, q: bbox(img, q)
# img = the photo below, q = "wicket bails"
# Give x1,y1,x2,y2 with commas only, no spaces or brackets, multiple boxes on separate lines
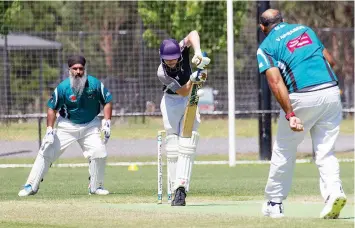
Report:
157,130,172,204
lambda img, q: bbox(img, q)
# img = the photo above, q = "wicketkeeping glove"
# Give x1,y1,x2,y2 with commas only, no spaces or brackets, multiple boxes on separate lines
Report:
190,69,207,83
192,51,211,69
43,127,54,144
101,119,111,144
40,126,54,151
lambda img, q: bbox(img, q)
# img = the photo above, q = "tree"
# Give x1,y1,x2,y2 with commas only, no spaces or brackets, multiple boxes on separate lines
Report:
273,1,354,110
58,1,139,79
1,1,62,114
138,1,247,55
0,0,21,35
7,1,63,35
1,1,142,113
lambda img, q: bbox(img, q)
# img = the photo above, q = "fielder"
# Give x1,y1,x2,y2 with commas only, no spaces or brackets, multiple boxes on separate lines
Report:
157,30,210,206
18,55,113,196
257,9,346,219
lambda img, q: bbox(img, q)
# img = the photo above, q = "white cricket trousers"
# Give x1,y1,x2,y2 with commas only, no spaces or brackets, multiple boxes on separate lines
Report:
265,86,343,203
50,116,107,160
160,93,201,135
25,116,107,191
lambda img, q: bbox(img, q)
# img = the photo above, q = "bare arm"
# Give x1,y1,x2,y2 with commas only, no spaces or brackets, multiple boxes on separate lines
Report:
265,67,304,131
175,80,193,97
103,102,112,120
265,67,293,115
323,48,336,68
183,30,201,53
47,108,57,128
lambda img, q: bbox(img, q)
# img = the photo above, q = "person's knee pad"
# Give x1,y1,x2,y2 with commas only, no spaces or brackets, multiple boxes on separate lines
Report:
89,157,106,192
39,140,60,162
84,146,107,160
178,131,199,156
166,134,179,159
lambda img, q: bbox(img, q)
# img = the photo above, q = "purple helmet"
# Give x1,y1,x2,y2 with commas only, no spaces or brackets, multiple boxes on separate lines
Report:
159,39,183,73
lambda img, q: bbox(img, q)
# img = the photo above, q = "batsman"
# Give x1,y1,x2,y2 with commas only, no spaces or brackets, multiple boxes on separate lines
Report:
18,55,112,197
157,30,211,206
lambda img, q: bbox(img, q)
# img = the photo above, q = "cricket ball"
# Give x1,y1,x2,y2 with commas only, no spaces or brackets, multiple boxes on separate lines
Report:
197,89,204,97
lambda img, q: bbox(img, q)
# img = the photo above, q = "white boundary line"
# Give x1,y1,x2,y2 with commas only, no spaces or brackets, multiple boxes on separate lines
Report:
0,159,353,168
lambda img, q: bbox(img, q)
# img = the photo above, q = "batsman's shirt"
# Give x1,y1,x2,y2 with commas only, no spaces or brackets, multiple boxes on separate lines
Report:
48,75,112,124
257,22,338,93
157,40,192,94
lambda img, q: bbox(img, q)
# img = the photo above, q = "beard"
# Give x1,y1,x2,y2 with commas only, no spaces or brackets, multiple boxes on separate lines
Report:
69,70,87,96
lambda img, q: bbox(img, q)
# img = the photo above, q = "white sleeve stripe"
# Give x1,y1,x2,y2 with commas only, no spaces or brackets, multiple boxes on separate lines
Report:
101,82,105,102
54,88,58,107
257,48,269,65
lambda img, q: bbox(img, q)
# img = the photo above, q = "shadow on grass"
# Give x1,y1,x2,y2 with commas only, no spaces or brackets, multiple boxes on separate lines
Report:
339,216,355,220
0,150,32,157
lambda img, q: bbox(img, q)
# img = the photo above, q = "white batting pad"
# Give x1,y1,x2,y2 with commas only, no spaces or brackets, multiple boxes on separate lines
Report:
165,134,179,189
26,144,56,192
175,131,199,191
89,158,106,192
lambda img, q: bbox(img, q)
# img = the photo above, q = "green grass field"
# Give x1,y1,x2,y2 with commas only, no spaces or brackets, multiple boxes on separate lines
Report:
0,152,353,165
0,161,353,227
0,117,353,140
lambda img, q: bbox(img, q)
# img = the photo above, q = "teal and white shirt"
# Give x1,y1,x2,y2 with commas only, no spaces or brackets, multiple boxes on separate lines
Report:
257,22,338,93
48,75,112,124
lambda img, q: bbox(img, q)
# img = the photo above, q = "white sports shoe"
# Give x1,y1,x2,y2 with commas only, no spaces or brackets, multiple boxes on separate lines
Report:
18,184,37,197
262,201,285,218
89,187,109,195
320,193,347,219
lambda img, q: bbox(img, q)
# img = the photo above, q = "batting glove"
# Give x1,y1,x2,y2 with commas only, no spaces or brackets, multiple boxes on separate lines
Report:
192,51,211,69
190,69,207,83
101,119,111,144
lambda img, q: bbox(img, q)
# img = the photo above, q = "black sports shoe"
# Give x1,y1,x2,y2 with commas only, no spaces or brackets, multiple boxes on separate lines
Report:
171,187,186,206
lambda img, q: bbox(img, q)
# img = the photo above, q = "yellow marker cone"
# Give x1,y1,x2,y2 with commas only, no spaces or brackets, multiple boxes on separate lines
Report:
128,164,139,171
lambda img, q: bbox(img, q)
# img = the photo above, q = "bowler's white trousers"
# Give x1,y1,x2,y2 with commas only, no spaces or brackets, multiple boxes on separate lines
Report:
160,93,201,135
265,86,344,203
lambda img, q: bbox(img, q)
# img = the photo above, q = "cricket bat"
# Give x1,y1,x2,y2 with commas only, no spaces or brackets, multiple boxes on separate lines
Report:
181,52,208,138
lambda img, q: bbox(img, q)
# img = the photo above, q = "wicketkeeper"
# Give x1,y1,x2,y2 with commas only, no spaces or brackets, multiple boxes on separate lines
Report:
18,55,113,196
157,30,210,206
